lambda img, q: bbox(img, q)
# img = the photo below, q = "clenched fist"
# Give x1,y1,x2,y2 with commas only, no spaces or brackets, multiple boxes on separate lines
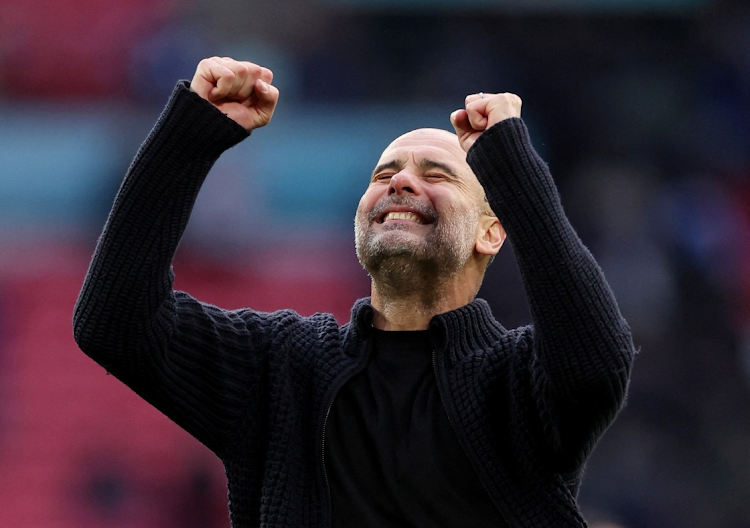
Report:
451,92,522,153
190,57,280,132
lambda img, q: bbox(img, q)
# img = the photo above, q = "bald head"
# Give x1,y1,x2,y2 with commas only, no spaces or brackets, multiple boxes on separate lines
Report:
384,128,466,158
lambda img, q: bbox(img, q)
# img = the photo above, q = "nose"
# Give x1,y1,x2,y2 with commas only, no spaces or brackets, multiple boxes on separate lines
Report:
388,171,419,196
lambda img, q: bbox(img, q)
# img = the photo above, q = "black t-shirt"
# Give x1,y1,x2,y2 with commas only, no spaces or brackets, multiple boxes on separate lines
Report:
326,328,507,527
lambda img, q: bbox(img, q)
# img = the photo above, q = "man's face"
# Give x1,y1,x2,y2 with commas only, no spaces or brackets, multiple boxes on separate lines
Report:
354,128,488,281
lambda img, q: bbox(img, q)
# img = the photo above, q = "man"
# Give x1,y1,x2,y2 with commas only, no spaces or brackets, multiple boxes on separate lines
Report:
74,57,635,527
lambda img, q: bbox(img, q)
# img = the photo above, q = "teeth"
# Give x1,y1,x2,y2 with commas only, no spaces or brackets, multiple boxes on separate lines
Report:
384,212,423,224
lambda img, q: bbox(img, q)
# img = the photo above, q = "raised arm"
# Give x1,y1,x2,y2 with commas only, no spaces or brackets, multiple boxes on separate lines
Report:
73,58,280,456
452,94,635,470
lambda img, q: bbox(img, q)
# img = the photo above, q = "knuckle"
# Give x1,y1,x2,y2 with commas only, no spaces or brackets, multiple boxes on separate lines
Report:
222,69,236,82
235,62,250,76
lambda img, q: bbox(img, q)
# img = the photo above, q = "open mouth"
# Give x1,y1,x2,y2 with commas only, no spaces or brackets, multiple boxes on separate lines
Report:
375,203,436,225
380,211,425,224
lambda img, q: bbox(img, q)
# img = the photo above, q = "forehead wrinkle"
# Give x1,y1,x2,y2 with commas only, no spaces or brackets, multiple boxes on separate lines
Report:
392,127,462,147
380,143,463,168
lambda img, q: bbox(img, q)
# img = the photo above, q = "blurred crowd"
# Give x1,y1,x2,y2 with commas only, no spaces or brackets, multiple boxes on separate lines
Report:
1,0,749,527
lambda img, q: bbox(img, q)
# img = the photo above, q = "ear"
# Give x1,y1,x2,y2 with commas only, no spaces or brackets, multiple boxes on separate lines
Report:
474,215,505,257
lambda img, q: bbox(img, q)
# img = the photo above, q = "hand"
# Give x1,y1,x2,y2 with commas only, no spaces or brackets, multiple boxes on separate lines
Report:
190,57,279,132
450,92,522,153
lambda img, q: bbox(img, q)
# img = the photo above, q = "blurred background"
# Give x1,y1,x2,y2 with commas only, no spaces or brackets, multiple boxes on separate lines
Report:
0,0,749,526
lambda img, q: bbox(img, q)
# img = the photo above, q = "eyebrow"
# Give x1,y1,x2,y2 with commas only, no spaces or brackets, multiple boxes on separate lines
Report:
418,159,460,179
371,158,461,180
371,160,404,179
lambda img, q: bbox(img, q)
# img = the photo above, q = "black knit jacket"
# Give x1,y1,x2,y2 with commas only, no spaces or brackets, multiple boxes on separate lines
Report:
73,82,635,528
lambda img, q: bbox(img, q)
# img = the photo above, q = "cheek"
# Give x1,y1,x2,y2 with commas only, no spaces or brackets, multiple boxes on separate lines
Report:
357,187,382,217
430,189,467,216
355,195,371,219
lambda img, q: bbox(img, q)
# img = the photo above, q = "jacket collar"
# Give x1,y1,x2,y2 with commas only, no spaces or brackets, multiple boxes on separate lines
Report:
349,297,507,362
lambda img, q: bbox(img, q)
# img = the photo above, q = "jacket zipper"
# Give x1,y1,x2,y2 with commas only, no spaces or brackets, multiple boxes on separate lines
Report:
320,345,371,527
321,399,334,515
431,348,508,523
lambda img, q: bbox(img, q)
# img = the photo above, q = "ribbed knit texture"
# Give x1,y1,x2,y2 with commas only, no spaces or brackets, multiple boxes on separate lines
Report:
73,85,635,528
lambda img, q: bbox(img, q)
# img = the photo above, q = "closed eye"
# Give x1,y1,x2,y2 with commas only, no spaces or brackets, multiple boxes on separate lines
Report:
373,173,394,182
424,173,448,181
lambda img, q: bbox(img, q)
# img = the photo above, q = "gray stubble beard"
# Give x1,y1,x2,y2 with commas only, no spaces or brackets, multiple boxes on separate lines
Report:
354,200,479,306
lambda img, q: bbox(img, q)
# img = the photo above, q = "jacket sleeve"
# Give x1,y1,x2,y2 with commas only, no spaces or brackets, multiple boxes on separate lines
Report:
73,81,271,457
467,118,636,472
